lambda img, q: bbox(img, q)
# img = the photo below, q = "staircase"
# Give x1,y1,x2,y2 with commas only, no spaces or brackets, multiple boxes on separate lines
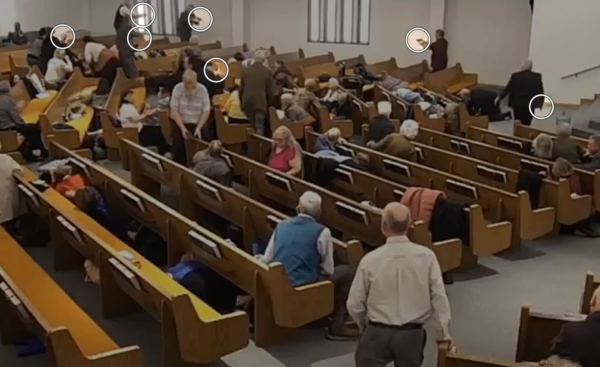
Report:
550,95,600,138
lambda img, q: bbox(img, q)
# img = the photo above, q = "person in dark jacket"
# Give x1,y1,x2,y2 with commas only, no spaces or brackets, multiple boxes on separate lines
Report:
314,128,346,153
457,88,509,121
550,287,600,367
370,101,395,143
114,2,131,32
240,51,274,136
419,29,448,72
7,22,28,46
177,4,194,41
27,28,47,67
553,123,585,164
498,59,544,126
577,135,600,172
39,27,61,74
116,18,138,79
187,51,224,98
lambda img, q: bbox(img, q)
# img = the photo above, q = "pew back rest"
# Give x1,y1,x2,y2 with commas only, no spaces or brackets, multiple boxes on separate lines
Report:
424,63,465,89
581,272,600,314
299,62,341,85
394,60,430,83
286,53,335,76
106,69,146,116
202,44,249,60
366,58,398,75
268,49,305,68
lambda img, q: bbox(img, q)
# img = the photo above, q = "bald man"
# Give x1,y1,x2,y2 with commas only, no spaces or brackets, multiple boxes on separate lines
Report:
550,286,600,367
347,202,452,367
498,59,544,126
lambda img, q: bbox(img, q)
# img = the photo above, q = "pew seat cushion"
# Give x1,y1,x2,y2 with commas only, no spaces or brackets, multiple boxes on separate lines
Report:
0,227,118,356
131,87,146,109
22,90,58,124
66,106,94,141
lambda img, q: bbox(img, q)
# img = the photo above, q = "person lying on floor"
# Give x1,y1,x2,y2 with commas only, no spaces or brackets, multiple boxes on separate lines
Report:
393,82,424,103
257,191,360,340
367,119,419,161
118,89,171,156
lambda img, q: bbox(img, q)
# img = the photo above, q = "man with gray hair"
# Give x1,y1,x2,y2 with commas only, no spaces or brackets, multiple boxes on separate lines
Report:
498,58,544,126
553,123,585,164
577,135,600,172
348,202,452,367
240,50,274,135
369,101,395,143
259,191,359,340
550,286,600,366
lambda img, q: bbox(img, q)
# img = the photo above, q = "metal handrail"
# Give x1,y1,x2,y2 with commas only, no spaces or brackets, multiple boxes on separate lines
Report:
562,64,600,80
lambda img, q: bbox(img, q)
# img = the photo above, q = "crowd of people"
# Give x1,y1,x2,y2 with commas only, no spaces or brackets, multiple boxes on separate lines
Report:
2,9,600,367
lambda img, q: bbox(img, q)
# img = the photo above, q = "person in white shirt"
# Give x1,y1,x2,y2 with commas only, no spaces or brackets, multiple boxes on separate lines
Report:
258,191,360,340
44,49,73,90
347,202,453,367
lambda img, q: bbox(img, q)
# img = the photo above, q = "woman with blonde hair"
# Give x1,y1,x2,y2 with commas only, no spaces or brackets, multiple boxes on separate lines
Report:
551,158,582,196
268,126,302,176
44,48,73,90
533,133,553,160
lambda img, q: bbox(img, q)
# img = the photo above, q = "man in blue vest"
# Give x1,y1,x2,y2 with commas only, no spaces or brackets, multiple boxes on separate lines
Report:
258,191,359,340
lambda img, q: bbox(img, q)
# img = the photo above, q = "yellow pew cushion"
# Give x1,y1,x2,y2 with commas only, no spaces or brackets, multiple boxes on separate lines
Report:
22,90,58,124
66,107,95,141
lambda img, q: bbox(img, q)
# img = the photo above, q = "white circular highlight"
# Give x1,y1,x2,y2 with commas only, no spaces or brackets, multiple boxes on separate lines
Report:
130,2,156,28
127,27,153,52
204,58,229,83
50,24,76,50
405,28,431,54
188,7,214,33
529,94,555,120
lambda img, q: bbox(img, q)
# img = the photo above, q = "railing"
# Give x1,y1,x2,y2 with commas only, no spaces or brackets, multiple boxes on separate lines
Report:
562,64,600,80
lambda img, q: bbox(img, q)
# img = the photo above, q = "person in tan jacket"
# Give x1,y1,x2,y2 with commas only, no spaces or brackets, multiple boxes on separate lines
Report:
240,50,274,136
367,119,419,161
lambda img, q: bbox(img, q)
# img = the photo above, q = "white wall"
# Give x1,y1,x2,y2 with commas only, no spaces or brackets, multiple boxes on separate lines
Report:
530,0,600,104
248,0,431,65
445,0,532,85
88,0,122,35
0,0,88,35
186,0,232,46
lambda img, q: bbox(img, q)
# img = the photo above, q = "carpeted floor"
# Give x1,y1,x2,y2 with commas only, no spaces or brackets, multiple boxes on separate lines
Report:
2,118,599,367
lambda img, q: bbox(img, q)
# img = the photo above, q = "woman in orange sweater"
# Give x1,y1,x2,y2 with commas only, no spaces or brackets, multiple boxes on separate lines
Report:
53,165,87,198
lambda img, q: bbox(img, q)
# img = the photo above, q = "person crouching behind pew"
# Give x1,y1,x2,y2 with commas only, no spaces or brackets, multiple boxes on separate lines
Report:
347,202,453,367
548,287,600,367
280,93,316,126
367,119,419,161
256,191,360,340
44,49,74,91
52,165,87,198
192,140,232,187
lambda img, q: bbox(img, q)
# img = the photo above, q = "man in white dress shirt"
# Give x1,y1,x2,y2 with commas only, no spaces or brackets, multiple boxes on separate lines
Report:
347,202,452,367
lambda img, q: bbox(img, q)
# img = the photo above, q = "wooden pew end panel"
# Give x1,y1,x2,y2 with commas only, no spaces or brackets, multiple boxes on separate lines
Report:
410,221,462,273
47,327,143,367
517,192,555,240
468,205,512,257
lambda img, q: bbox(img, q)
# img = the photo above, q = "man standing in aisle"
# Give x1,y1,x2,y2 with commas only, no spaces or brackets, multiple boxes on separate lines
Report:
177,4,195,42
116,16,139,79
498,59,544,126
419,29,448,72
347,202,453,367
240,50,274,136
114,1,131,32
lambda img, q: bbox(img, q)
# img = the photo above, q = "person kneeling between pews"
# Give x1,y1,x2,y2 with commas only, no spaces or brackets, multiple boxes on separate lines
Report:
256,191,360,340
367,119,419,161
347,202,453,367
281,93,316,126
548,287,600,367
192,140,233,187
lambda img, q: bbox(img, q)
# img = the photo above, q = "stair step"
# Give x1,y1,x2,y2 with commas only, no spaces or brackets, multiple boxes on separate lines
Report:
588,119,600,132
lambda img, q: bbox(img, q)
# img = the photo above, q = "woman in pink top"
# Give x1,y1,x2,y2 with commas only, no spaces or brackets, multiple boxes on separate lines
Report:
268,126,302,176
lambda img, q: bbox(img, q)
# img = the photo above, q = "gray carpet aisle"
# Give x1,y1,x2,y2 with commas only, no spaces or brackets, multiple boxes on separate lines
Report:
2,118,599,367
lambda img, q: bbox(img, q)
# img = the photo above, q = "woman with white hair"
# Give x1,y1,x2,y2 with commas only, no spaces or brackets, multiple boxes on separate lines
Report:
367,119,419,161
281,93,316,125
532,133,553,160
314,127,346,153
321,78,348,112
553,123,585,164
44,49,73,90
268,126,302,176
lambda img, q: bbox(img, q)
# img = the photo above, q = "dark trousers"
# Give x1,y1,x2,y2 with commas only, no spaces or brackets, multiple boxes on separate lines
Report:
139,125,170,155
121,57,139,79
330,264,355,332
248,111,266,136
26,55,40,67
2,125,46,161
96,58,120,85
171,122,196,165
513,104,533,126
355,324,427,367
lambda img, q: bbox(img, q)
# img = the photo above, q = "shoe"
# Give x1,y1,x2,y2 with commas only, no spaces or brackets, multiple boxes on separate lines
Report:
326,325,360,341
443,273,454,285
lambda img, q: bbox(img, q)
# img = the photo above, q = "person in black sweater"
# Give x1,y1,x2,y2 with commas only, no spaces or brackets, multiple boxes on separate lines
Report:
498,59,544,126
177,4,195,41
419,29,448,72
457,88,510,121
370,101,395,143
113,2,131,32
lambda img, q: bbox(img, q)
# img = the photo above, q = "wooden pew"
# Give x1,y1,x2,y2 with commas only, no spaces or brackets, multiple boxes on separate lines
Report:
467,125,533,155
415,127,600,214
438,346,525,367
15,165,249,365
286,53,336,78
424,63,478,94
515,305,584,363
101,69,142,162
243,130,463,271
581,272,600,314
120,138,364,268
345,88,377,135
298,61,342,87
307,103,354,139
53,140,341,346
367,57,399,75
40,68,99,150
202,44,249,60
361,124,592,227
267,48,305,68
513,123,588,150
0,227,142,367
269,106,313,140
305,130,555,251
419,86,489,133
